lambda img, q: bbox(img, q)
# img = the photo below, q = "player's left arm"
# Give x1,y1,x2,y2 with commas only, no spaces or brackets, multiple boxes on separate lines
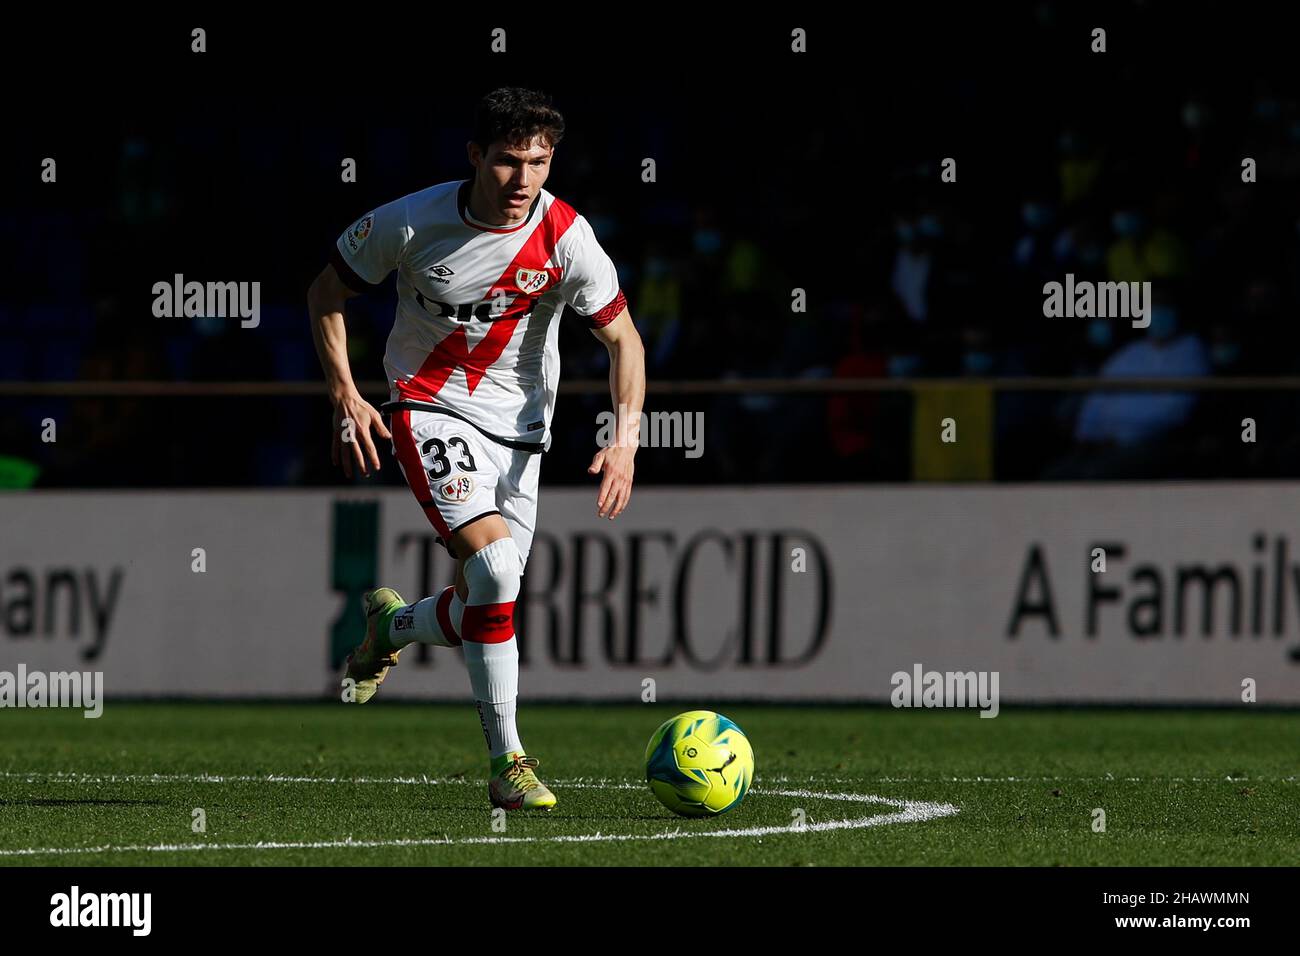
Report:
588,307,645,519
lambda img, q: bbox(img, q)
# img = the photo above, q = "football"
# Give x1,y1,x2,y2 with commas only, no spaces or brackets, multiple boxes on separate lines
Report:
644,710,754,817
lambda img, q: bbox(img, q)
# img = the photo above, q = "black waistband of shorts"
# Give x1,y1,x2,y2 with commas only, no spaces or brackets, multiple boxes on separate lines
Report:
381,400,546,455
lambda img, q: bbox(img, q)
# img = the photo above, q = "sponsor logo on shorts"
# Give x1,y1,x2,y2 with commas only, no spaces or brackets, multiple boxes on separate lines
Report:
346,214,374,253
439,475,474,502
515,268,549,294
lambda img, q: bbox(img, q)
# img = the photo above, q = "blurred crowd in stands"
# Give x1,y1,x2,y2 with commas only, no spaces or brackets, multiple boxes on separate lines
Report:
5,13,1300,487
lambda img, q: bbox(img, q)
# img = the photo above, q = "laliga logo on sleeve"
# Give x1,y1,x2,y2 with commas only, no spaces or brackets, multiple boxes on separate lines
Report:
439,475,474,502
346,213,374,252
515,268,549,294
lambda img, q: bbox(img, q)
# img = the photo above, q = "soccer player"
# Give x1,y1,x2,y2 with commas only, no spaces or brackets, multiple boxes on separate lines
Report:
307,88,646,810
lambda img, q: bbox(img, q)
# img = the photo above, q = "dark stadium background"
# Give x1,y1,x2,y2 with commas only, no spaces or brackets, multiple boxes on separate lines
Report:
3,4,1299,488
3,4,1300,894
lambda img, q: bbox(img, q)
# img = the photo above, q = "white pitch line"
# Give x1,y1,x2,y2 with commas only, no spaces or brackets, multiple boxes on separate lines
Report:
1,771,1293,785
0,779,959,858
866,775,1299,783
0,771,467,786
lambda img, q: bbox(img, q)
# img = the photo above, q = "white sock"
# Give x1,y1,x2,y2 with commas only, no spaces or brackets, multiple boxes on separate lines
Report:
451,591,465,634
476,697,522,759
465,638,522,757
388,586,463,649
461,538,525,760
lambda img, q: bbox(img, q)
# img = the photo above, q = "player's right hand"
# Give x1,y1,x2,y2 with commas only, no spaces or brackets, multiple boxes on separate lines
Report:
331,392,392,478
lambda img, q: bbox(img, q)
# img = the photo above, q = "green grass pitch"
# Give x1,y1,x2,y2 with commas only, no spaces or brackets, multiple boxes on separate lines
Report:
0,704,1297,866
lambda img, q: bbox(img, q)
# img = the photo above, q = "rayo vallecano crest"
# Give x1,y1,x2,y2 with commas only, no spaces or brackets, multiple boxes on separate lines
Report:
515,268,549,294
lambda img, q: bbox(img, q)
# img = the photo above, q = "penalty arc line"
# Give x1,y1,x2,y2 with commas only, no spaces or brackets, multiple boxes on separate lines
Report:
0,783,959,858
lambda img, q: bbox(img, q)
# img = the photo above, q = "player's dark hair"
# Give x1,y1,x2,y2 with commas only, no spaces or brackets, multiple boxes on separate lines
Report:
472,88,565,151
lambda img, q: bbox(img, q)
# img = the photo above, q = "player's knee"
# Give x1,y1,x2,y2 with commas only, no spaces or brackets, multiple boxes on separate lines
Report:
461,537,523,605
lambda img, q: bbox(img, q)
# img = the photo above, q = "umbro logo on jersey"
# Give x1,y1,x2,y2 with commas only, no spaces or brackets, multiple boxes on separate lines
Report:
428,265,455,285
515,268,549,294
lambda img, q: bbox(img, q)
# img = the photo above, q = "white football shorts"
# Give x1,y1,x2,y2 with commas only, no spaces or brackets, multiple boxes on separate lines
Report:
388,406,542,565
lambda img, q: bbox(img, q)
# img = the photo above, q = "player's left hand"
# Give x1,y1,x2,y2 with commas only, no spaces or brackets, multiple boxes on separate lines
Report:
588,445,634,519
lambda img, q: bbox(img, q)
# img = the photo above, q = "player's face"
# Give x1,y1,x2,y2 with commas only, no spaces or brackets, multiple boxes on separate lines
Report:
469,136,553,223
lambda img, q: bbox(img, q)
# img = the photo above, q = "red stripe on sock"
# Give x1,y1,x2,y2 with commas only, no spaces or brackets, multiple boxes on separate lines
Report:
460,601,516,644
435,586,462,646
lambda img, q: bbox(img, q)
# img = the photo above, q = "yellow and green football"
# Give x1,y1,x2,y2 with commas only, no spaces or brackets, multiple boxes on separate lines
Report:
644,710,754,817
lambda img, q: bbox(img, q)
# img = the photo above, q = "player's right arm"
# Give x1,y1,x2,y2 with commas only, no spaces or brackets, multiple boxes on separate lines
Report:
308,200,411,478
308,263,389,478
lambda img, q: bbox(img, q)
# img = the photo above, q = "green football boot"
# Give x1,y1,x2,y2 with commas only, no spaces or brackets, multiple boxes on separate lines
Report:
488,753,557,811
341,588,405,704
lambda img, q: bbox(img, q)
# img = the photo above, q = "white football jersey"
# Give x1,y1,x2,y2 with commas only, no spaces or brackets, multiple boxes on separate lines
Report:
331,179,625,451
